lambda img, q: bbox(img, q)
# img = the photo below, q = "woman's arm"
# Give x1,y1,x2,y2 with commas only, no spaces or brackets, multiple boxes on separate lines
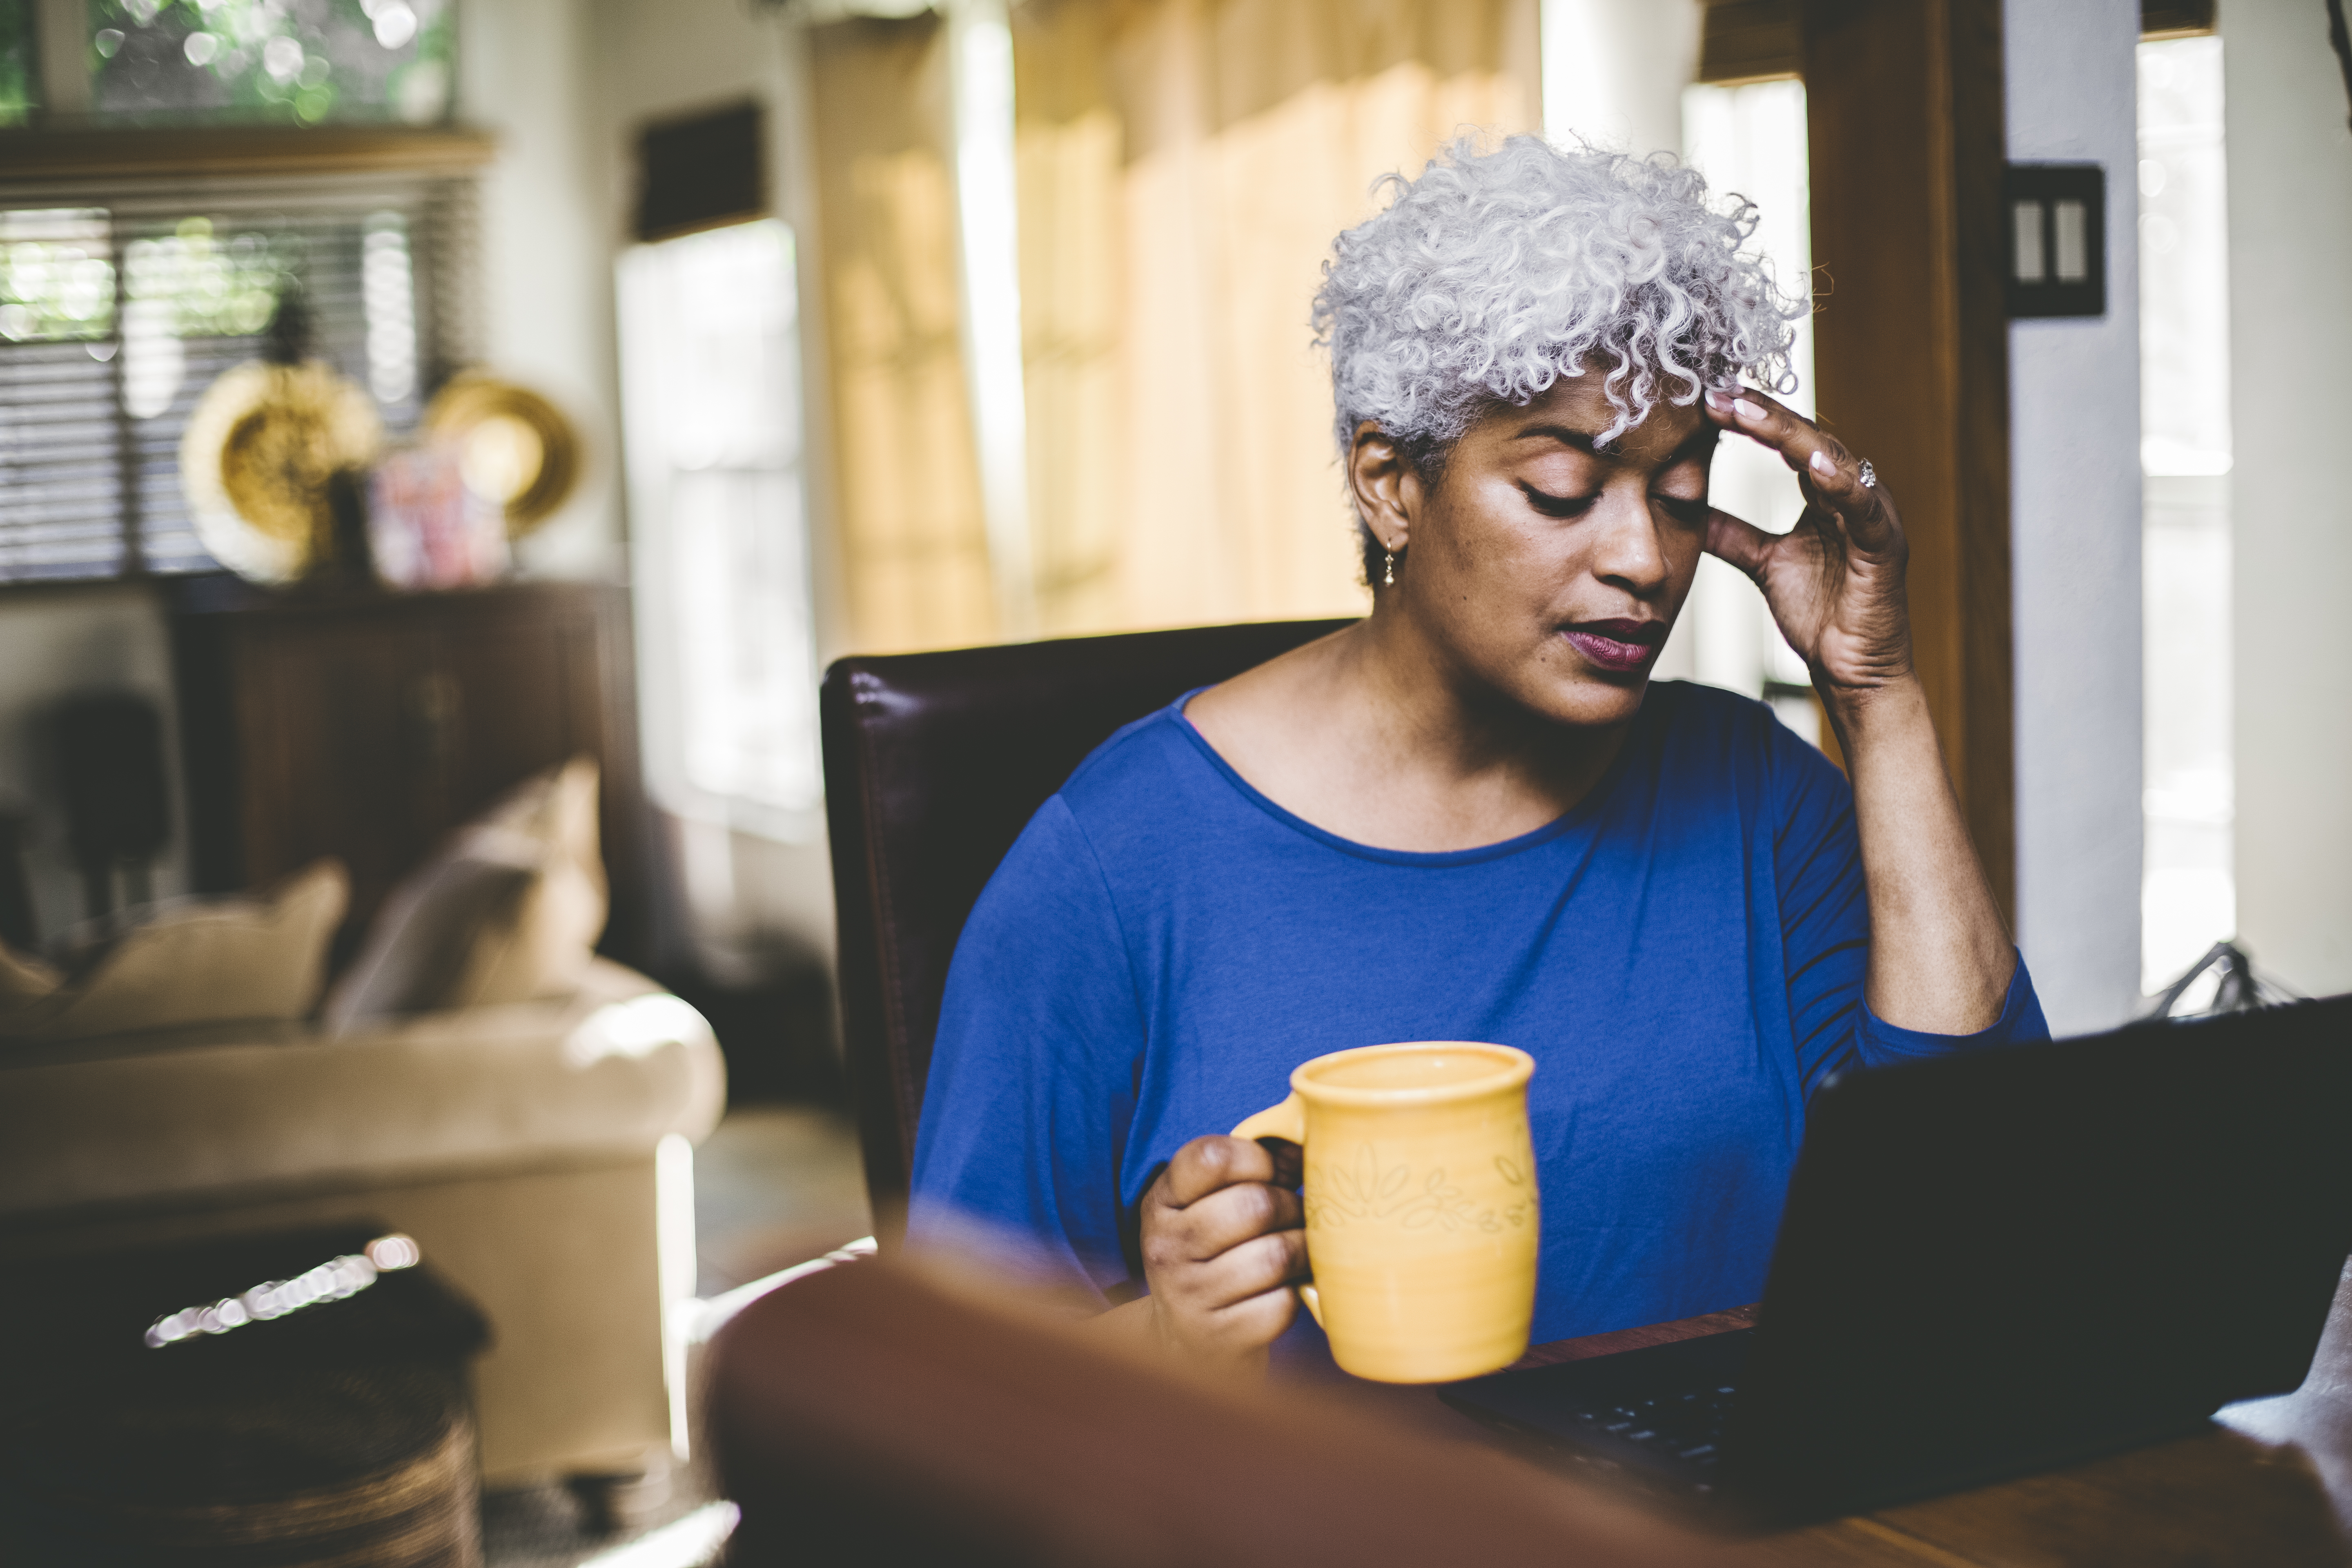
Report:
1701,390,2014,1033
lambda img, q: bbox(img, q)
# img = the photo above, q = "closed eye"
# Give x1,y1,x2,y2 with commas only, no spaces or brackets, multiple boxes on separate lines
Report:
1655,494,1711,527
1518,482,1597,519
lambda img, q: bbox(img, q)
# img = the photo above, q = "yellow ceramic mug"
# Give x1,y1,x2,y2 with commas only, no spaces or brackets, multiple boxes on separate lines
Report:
1232,1041,1539,1383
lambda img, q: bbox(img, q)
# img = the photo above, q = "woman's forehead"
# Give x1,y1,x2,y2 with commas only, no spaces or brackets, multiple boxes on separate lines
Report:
1486,376,1713,464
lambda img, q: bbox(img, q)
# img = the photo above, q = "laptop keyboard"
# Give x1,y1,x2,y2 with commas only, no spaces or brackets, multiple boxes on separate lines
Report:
1441,1328,1754,1500
1550,1382,1737,1485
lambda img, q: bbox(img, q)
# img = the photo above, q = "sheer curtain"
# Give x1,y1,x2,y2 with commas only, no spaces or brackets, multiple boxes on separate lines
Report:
1016,0,1537,637
808,15,1001,655
808,1,1537,653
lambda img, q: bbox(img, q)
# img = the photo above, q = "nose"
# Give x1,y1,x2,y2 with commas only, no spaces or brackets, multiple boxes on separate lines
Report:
1586,487,1671,600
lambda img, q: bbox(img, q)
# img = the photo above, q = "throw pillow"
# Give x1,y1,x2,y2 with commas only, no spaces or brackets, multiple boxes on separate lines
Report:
323,756,607,1032
0,859,349,1041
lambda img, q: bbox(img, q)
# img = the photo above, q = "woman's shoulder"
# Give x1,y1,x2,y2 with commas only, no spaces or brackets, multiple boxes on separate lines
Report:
1023,696,1254,871
981,697,1247,913
1055,697,1218,813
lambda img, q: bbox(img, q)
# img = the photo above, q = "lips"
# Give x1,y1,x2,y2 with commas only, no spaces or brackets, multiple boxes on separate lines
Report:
1562,618,1666,673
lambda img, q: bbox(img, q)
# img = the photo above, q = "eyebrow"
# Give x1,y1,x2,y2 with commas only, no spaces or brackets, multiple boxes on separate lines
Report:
1512,422,1604,454
1511,422,1722,462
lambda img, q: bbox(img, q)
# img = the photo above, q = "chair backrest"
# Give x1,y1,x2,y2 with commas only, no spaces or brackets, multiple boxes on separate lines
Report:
821,619,1349,1238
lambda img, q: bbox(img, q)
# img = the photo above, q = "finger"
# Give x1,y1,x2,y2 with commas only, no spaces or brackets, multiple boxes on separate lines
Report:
1797,447,1900,554
1705,386,1900,554
1254,1136,1303,1189
1203,1281,1300,1350
1703,385,1849,477
1702,507,1775,584
1165,1180,1305,1265
1178,1226,1313,1311
1156,1134,1276,1209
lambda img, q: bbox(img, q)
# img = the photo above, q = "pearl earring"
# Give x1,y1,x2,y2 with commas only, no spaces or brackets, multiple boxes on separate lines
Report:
1382,548,1396,587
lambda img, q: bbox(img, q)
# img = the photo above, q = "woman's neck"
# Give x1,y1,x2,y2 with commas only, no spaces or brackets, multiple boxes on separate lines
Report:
1184,608,1637,854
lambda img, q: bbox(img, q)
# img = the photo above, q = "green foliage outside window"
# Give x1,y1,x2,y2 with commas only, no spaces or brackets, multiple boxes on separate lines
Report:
0,0,33,125
0,213,301,346
127,218,296,336
0,212,114,343
86,0,454,125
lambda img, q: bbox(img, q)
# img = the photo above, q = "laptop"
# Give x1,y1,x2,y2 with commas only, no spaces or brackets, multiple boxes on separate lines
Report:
1441,994,2352,1526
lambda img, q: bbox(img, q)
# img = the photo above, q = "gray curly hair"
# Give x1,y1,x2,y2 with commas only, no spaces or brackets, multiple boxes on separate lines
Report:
1312,135,1806,581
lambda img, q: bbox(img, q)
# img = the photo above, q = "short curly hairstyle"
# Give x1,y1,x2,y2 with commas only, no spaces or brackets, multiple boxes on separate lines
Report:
1312,135,1807,581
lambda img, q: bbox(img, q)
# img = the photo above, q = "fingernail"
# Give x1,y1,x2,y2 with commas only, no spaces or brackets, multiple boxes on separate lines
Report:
1810,450,1837,477
1734,398,1766,421
1704,388,1733,410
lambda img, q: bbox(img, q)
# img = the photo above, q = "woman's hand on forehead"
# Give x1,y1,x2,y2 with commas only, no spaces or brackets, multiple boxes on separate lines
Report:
1697,386,1914,698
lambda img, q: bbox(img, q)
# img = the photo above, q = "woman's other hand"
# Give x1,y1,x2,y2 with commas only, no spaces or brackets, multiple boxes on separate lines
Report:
1132,1134,1307,1371
1699,388,1913,706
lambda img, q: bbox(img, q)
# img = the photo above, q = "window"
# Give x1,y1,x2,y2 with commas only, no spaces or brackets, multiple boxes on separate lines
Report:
0,173,475,581
0,0,28,124
0,0,452,126
86,0,454,126
1677,74,1822,746
618,219,821,837
2136,34,2234,996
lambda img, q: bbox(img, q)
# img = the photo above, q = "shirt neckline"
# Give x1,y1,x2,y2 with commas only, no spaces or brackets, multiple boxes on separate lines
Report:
1168,684,1661,868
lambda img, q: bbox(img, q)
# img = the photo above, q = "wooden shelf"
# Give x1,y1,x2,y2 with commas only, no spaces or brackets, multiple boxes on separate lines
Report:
0,124,497,186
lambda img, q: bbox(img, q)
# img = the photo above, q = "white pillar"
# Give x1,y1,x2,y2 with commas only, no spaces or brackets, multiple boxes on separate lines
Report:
2005,0,2146,1035
2223,1,2352,997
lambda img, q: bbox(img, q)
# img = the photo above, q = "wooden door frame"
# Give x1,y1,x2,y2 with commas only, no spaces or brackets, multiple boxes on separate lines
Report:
1803,0,2016,924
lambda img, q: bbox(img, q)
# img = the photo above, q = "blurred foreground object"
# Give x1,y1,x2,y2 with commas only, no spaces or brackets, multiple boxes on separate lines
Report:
0,1225,486,1567
424,372,581,537
708,1257,1735,1568
179,358,383,585
0,959,723,1486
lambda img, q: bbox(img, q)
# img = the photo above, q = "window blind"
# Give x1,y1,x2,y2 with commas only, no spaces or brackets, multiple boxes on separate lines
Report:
0,170,478,583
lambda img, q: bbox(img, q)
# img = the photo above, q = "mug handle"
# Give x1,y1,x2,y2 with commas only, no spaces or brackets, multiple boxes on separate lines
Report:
1231,1094,1323,1328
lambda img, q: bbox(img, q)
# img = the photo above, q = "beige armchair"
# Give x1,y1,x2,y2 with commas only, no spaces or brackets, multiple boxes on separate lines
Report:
0,958,725,1486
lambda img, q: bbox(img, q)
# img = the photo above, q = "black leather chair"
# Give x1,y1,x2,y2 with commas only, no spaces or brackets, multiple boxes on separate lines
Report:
821,619,1350,1242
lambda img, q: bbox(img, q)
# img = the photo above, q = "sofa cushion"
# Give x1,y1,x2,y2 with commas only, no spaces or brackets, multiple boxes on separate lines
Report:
0,959,726,1220
0,861,347,1042
324,757,607,1033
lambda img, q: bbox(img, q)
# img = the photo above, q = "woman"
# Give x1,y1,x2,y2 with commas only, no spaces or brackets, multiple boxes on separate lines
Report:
908,137,2047,1374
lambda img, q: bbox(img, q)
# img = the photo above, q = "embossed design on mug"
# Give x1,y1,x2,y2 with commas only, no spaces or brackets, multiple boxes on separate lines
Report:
1307,1137,1538,1235
1309,1145,1473,1231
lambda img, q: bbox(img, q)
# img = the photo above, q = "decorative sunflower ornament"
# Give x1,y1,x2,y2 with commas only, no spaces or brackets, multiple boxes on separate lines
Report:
423,373,580,536
180,360,383,584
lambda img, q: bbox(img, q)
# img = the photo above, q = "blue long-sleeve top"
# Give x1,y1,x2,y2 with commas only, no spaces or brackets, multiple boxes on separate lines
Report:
909,680,2049,1357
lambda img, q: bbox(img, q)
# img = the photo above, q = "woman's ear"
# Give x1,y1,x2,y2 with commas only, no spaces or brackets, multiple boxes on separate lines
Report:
1347,423,1417,550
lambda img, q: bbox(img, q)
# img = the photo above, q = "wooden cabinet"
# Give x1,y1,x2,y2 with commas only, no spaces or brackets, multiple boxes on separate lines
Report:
171,577,652,967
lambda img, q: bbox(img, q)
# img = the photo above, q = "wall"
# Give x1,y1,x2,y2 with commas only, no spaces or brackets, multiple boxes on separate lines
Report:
2224,0,2352,996
0,584,188,942
2004,0,2144,1036
459,0,623,579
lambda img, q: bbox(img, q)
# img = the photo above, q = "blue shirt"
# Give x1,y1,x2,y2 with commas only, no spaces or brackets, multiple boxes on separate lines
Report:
909,679,2048,1354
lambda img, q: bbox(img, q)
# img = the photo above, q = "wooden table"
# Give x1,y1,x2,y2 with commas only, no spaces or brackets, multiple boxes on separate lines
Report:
1454,1259,2352,1565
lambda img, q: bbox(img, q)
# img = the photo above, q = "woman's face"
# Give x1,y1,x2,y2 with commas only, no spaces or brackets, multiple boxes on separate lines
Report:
1359,372,1717,730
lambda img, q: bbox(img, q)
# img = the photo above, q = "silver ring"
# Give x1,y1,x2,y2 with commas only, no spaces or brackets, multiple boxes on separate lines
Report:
1857,459,1878,489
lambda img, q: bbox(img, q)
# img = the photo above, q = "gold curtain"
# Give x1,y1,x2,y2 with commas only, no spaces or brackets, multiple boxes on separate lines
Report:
1014,0,1536,638
809,16,1000,655
813,1,1536,652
